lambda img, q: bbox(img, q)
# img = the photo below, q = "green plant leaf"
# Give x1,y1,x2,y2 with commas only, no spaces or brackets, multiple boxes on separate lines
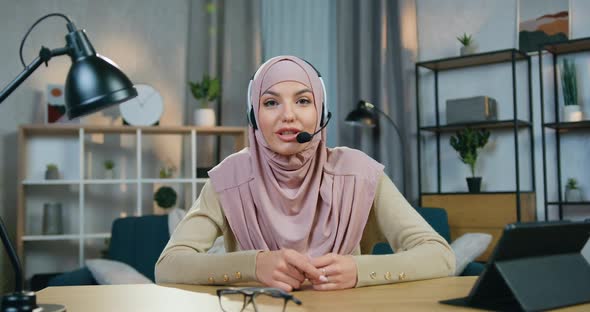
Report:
566,178,578,189
456,33,473,46
154,186,177,209
189,75,221,108
104,160,115,170
208,78,221,101
449,128,490,176
561,59,578,106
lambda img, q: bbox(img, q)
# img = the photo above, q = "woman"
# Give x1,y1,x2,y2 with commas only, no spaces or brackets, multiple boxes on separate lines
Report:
155,56,455,291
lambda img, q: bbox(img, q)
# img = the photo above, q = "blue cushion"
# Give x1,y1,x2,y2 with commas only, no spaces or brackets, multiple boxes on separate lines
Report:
415,207,451,242
108,215,170,282
47,267,97,286
372,242,394,255
460,262,485,276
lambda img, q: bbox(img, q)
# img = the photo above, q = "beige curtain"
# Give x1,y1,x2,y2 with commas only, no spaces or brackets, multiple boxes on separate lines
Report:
186,0,262,186
336,0,418,202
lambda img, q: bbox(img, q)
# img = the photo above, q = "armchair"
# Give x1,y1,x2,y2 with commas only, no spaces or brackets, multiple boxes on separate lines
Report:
45,215,170,287
372,207,486,276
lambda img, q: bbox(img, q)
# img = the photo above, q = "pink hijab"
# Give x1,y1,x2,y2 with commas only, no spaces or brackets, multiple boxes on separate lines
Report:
208,56,383,257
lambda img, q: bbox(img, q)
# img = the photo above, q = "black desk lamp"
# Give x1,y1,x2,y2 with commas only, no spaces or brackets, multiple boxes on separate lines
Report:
345,100,407,197
0,13,137,312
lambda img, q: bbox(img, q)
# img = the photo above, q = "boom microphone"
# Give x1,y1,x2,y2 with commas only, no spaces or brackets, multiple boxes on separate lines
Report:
296,112,332,143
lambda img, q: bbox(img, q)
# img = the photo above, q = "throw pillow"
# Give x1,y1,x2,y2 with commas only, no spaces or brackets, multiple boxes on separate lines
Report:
86,259,152,285
451,233,492,276
207,236,226,254
167,207,187,236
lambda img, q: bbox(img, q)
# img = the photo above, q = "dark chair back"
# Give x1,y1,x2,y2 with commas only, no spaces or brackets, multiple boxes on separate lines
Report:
372,207,450,254
416,207,451,242
108,215,170,281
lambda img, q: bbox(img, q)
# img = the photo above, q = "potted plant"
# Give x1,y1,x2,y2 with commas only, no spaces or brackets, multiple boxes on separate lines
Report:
45,163,60,180
560,59,583,122
450,128,491,193
159,164,177,179
189,74,221,126
565,178,582,202
104,160,115,179
154,186,178,211
457,33,477,56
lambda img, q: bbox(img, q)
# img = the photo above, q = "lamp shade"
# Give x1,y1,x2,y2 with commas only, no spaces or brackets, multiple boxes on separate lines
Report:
65,55,137,119
345,100,378,127
63,28,137,119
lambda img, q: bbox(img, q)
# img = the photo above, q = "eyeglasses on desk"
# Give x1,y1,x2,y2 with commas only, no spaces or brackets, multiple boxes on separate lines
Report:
216,287,302,312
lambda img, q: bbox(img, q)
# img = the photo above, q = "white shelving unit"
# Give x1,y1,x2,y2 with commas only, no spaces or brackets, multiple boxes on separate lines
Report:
17,125,247,278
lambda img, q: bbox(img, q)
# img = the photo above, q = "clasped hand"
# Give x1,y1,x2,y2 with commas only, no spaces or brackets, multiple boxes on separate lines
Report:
255,249,357,291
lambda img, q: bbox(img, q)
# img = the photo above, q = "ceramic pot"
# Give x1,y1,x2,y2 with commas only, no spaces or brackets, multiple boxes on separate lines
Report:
45,168,60,180
194,108,216,126
460,45,477,56
104,169,114,179
466,177,482,193
565,188,583,202
563,105,583,122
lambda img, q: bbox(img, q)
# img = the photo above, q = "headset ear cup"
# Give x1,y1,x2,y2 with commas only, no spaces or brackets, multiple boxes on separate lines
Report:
249,109,258,130
320,106,325,127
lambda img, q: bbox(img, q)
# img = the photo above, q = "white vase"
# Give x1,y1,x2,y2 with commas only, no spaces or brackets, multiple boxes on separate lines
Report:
563,105,583,122
194,108,216,126
43,203,63,235
565,188,583,202
104,169,114,180
460,45,477,56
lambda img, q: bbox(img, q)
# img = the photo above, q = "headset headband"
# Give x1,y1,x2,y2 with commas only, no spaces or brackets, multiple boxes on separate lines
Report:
246,58,327,129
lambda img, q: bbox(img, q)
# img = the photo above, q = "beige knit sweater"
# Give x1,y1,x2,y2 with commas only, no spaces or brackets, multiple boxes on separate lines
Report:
155,174,455,287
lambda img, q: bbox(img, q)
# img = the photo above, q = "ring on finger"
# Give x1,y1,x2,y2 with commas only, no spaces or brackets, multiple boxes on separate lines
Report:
321,268,327,276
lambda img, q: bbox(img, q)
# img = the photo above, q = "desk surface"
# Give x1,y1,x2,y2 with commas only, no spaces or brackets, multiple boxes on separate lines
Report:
37,277,588,311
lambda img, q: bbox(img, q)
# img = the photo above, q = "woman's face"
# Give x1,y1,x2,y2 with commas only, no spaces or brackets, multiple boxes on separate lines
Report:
258,81,318,156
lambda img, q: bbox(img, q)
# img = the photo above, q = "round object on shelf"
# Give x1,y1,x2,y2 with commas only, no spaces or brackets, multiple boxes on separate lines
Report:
119,84,163,126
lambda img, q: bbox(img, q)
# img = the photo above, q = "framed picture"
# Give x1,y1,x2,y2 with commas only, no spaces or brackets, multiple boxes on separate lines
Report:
46,84,66,123
517,0,570,53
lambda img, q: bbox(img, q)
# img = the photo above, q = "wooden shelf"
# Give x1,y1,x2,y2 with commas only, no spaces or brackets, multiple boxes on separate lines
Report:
22,178,210,185
22,233,110,241
543,37,590,55
417,49,528,71
140,178,209,184
20,124,247,136
544,120,590,130
22,179,81,185
421,191,535,195
546,201,590,206
420,119,531,133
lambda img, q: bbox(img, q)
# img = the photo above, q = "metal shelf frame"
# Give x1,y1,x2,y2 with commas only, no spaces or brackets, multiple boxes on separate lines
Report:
538,37,590,220
416,49,535,222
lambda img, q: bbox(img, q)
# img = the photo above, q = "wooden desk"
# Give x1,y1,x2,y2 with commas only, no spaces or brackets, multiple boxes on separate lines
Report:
37,277,588,311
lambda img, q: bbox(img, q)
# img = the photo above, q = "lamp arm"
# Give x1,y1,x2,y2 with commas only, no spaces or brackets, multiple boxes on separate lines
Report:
0,46,70,105
372,106,408,197
0,217,22,293
372,106,405,150
0,46,70,293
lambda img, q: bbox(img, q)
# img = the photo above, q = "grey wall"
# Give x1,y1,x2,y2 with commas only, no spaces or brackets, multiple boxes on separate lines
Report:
416,0,590,220
0,0,189,293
